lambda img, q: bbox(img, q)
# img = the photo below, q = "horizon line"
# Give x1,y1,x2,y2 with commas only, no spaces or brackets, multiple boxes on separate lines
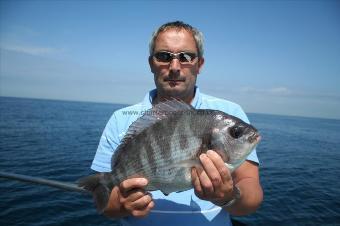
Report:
1,94,339,121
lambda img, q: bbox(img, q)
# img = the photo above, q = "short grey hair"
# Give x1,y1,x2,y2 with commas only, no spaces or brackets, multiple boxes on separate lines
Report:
149,21,204,58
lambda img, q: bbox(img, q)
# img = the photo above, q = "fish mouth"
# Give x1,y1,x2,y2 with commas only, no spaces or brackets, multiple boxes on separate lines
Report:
248,133,261,144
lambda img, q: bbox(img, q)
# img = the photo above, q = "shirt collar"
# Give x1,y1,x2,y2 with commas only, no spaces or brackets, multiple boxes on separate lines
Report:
141,86,202,110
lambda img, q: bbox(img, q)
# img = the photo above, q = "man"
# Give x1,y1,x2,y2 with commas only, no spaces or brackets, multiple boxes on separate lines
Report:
91,21,263,226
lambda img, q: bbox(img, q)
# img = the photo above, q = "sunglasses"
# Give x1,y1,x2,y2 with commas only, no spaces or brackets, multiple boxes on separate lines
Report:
153,51,198,65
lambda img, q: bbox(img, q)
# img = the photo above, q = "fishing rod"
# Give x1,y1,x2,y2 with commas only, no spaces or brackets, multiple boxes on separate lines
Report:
0,171,226,214
0,171,89,194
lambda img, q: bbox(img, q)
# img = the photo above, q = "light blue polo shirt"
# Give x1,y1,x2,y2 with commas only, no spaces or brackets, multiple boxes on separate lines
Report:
91,87,259,226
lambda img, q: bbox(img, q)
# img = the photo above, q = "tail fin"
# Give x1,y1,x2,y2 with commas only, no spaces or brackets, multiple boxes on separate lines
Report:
77,173,113,212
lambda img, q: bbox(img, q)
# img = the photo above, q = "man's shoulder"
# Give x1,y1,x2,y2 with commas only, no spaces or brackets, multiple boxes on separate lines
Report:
113,101,150,118
104,101,149,138
199,92,242,113
114,102,144,113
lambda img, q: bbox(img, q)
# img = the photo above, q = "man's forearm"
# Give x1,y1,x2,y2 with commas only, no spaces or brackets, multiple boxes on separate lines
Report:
224,177,263,216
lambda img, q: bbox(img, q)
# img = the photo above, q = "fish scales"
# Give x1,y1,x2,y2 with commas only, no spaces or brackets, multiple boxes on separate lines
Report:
78,99,260,212
111,110,211,193
112,111,207,184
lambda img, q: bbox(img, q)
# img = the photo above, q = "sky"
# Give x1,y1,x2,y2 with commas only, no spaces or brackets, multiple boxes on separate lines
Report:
0,0,339,119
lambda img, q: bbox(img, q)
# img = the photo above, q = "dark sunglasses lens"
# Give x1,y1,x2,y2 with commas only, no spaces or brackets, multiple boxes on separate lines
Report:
179,53,196,62
154,52,172,62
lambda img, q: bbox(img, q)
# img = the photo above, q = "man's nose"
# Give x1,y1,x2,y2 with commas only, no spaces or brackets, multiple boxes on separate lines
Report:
169,58,181,73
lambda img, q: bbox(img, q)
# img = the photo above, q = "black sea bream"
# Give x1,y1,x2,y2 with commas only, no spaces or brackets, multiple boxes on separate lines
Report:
78,99,261,211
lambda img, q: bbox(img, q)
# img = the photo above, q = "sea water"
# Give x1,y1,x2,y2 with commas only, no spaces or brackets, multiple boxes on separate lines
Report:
1,97,339,226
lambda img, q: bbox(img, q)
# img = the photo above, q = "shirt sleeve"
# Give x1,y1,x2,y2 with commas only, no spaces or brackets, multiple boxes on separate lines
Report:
91,113,120,172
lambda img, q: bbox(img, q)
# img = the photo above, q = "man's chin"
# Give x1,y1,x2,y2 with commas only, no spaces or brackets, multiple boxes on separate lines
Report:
160,87,185,98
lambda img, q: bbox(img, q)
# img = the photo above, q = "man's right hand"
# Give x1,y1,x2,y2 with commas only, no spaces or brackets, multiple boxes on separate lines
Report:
103,178,154,218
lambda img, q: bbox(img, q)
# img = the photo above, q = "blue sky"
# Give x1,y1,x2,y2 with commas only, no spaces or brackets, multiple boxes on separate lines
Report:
1,0,339,119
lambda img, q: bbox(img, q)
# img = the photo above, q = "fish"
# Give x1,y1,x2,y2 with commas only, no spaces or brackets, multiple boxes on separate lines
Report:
78,99,261,211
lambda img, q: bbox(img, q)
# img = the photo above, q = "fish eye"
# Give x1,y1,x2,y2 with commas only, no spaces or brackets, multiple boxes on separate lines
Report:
229,124,245,139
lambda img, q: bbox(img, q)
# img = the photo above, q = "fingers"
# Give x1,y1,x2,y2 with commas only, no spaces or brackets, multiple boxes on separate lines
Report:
192,150,234,202
120,188,151,208
119,178,148,196
125,193,154,218
191,167,203,198
118,177,154,218
200,152,223,188
206,150,231,184
131,201,155,217
194,161,215,197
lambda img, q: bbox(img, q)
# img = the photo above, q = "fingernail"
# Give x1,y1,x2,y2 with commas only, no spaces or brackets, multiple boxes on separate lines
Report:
207,150,215,155
209,150,220,157
200,153,206,160
139,178,148,185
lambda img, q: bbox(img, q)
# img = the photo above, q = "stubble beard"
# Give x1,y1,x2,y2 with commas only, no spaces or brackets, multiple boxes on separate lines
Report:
155,80,196,104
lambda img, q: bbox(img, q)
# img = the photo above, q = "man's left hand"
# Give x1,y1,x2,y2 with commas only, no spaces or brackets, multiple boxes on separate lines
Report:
191,150,235,206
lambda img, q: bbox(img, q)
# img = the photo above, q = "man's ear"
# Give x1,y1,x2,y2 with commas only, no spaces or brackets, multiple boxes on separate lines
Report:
197,57,205,74
149,56,155,73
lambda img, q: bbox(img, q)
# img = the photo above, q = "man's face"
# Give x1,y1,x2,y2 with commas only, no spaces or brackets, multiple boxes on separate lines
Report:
149,29,204,102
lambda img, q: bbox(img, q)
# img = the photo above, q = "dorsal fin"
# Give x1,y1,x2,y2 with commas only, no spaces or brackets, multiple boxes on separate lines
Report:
118,98,194,149
153,97,194,113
